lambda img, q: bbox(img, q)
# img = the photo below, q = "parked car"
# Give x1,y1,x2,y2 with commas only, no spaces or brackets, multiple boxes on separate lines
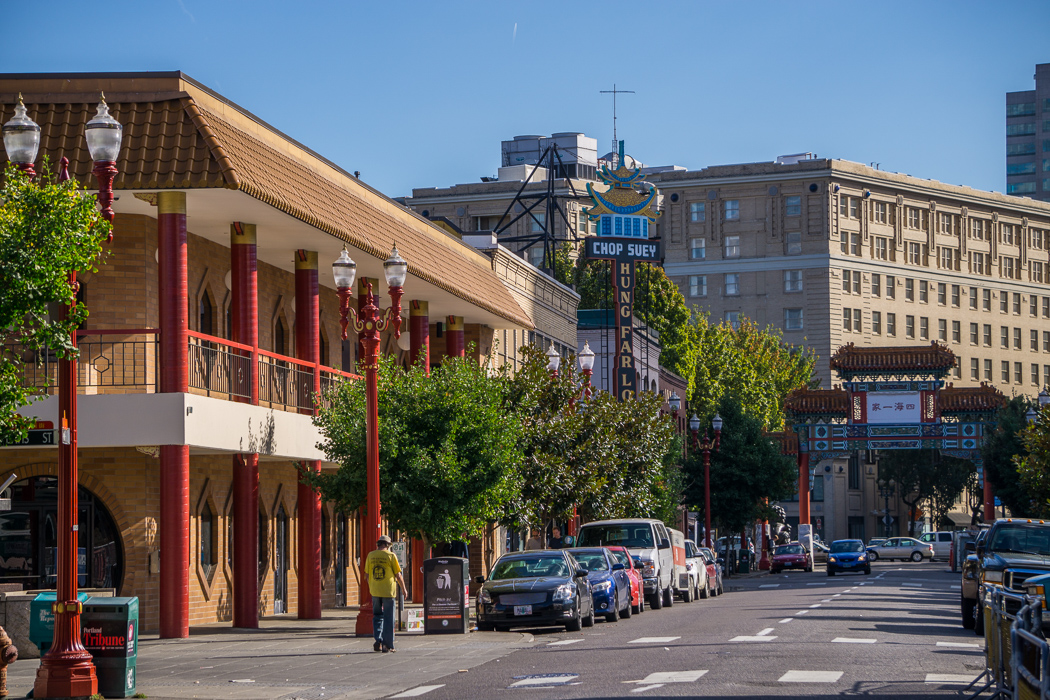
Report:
576,519,677,609
697,546,724,596
565,547,633,622
918,531,954,561
960,528,988,630
667,528,694,602
606,545,645,614
682,539,710,600
826,539,871,576
866,537,934,562
805,540,830,564
971,518,1050,635
475,550,594,632
770,542,812,574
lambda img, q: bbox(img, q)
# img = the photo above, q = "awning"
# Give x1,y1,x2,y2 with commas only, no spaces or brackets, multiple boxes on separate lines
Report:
946,511,975,527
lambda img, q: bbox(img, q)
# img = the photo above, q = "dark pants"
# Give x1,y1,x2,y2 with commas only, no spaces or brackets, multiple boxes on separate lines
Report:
372,596,395,649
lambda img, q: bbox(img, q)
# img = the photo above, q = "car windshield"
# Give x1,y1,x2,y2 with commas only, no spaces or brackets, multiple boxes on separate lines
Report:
609,550,630,568
830,541,865,553
569,550,610,571
577,525,654,548
989,525,1050,556
775,545,804,555
490,556,568,580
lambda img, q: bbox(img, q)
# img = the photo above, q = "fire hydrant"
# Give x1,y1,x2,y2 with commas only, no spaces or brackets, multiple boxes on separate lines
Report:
0,625,17,697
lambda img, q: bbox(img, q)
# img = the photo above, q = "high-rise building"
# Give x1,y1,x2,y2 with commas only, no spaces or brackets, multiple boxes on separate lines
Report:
1006,63,1050,202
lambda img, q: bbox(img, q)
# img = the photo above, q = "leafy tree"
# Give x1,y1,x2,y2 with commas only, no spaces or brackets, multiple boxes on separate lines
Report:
877,449,973,533
682,394,796,535
306,353,522,551
1016,405,1050,518
0,162,110,444
982,396,1033,516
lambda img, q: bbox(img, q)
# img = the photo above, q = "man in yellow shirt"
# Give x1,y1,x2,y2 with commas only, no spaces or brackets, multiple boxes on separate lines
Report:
366,535,405,653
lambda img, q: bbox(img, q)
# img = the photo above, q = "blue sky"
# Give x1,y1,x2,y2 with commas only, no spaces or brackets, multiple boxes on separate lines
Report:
4,1,1049,198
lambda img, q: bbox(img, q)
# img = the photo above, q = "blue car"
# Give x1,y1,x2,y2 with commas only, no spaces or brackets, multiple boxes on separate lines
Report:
827,539,872,576
566,547,633,622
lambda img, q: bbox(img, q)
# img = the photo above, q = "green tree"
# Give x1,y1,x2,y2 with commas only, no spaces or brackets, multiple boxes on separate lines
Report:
877,450,973,533
0,163,110,444
683,394,796,535
306,353,522,550
982,396,1033,516
1016,405,1050,518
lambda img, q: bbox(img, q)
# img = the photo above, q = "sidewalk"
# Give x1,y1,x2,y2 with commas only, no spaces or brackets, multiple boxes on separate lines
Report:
6,609,535,700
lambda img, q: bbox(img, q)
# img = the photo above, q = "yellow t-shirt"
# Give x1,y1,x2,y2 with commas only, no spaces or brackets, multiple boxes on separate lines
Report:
366,549,402,599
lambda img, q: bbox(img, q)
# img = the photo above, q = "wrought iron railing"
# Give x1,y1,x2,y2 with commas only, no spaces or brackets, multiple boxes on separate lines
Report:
188,330,252,401
258,350,314,413
319,367,361,409
3,330,159,394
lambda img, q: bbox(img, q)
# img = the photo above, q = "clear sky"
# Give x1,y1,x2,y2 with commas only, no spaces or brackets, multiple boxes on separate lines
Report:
4,1,1049,199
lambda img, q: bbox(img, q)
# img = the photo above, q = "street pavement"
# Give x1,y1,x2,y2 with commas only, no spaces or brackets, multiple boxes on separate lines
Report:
3,560,982,699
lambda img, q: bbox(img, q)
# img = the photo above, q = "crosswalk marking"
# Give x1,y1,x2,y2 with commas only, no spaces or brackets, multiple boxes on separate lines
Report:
833,637,876,644
509,675,578,688
779,670,843,683
936,641,981,648
821,598,832,602
633,671,708,683
629,637,680,644
832,594,842,597
757,628,775,636
731,635,777,642
809,604,822,608
779,618,793,624
902,582,923,587
795,610,809,615
806,582,827,586
925,673,980,684
547,639,583,646
951,585,961,590
390,686,446,698
759,584,780,588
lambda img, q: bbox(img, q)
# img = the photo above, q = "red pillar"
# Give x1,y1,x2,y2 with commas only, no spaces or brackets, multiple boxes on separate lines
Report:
357,277,378,372
446,316,464,358
231,222,259,628
159,191,190,638
409,300,429,603
983,472,995,524
798,453,810,535
296,250,322,619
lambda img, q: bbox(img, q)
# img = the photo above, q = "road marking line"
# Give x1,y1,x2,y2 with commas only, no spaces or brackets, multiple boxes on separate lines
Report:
779,670,843,683
631,671,708,684
806,582,828,586
779,618,793,623
925,673,980,684
832,637,876,644
951,585,961,590
547,639,583,646
832,594,842,597
795,610,809,615
937,641,981,648
390,686,446,698
902,582,923,587
821,599,832,602
631,685,664,693
809,604,822,608
759,584,780,588
509,675,578,687
628,637,680,644
730,635,777,642
757,628,775,636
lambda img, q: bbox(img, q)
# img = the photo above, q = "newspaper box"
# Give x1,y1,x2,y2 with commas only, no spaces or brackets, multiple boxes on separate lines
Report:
423,557,469,634
82,596,138,697
29,592,90,655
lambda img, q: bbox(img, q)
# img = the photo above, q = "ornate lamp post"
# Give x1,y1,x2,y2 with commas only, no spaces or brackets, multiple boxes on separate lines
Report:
546,346,561,378
578,341,595,400
5,93,122,700
878,478,896,538
333,245,406,636
690,413,722,549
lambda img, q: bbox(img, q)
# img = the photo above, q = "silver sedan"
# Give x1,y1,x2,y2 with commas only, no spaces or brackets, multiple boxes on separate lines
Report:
866,537,934,562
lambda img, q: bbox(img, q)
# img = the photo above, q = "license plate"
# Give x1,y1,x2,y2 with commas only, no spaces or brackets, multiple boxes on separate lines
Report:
514,605,532,616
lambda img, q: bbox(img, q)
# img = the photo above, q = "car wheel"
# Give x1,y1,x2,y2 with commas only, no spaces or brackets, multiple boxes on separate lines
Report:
718,583,724,595
583,604,595,627
664,585,674,608
605,594,620,623
869,551,879,561
565,605,582,632
805,565,813,573
699,581,709,599
910,551,923,562
681,583,693,603
864,567,871,575
827,568,835,577
649,590,663,610
961,596,976,630
478,620,495,631
622,592,632,618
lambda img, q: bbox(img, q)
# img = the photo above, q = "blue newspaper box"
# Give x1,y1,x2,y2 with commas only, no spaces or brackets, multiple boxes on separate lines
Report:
28,592,90,655
82,596,138,698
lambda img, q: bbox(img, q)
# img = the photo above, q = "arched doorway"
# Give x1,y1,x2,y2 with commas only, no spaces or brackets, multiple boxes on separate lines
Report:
0,477,124,592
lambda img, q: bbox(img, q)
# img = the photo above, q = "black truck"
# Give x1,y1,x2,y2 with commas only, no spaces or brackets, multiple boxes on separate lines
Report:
968,518,1050,634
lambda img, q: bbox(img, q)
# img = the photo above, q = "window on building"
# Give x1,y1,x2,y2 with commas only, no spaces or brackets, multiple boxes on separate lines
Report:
954,362,962,380
952,319,962,343
939,247,958,270
873,236,889,260
984,324,992,347
725,200,739,221
906,315,915,339
849,198,859,219
1008,102,1036,116
844,270,860,294
850,233,860,256
970,287,978,309
1044,297,1050,318
971,219,987,240
1001,291,1009,313
843,308,852,332
786,231,802,255
1035,364,1042,386
873,201,888,224
1015,362,1024,384
908,208,921,229
690,238,706,260
200,500,216,581
937,283,946,305
920,317,929,340
920,280,929,303
531,212,546,232
784,270,803,293
1008,162,1038,175
785,196,801,217
1046,365,1050,388
886,275,896,299
872,311,882,334
1002,224,1017,245
853,308,862,333
1033,329,1040,351
905,278,914,301
528,246,545,267
1034,228,1046,250
690,202,706,222
725,236,740,258
725,311,741,329
784,308,803,330
872,274,881,297
1008,143,1037,156
887,313,897,336
939,213,953,234
725,273,739,296
938,318,947,341
984,359,993,381
1001,326,1010,348
972,251,988,276
849,456,861,490
1015,327,1023,350
1045,331,1050,352
984,289,992,311
1003,361,1011,383
1007,123,1038,136
971,357,979,380
1033,261,1045,283
907,242,924,265
1003,257,1020,280
1014,293,1022,314
970,323,979,345
689,275,707,297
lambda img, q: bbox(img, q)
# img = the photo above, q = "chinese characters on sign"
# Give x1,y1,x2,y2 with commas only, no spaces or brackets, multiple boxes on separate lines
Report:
865,392,921,424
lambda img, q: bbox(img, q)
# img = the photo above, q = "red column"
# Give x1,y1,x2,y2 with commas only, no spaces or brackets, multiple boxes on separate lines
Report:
159,191,190,639
446,316,464,358
231,222,259,628
296,250,323,619
357,277,378,372
984,472,995,524
410,300,430,374
411,540,428,603
798,453,810,534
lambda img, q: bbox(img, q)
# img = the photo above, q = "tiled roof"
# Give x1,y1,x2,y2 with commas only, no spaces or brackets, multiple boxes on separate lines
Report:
766,431,799,455
0,84,531,329
783,387,849,416
829,342,956,378
940,384,1007,414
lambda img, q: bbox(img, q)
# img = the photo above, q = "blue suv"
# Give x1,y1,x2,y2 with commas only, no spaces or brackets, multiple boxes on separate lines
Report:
827,539,871,576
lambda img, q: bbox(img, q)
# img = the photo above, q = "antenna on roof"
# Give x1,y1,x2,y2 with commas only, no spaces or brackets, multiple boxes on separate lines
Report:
600,84,635,164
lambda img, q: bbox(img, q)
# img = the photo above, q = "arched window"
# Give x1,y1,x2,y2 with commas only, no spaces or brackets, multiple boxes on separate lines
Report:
319,328,329,367
199,292,214,336
275,318,287,356
200,500,216,581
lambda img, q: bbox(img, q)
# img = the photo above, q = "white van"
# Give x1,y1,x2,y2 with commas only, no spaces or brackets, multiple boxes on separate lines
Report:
919,531,954,560
576,518,677,609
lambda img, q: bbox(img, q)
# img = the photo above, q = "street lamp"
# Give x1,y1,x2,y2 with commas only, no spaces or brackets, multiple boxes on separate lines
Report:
690,413,722,549
577,341,595,400
546,346,561,377
877,478,896,538
332,244,405,636
669,392,681,414
5,93,122,700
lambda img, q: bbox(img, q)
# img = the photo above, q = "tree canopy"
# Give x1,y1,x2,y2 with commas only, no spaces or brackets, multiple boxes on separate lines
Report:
983,396,1033,516
1016,404,1050,519
0,163,110,444
876,449,973,533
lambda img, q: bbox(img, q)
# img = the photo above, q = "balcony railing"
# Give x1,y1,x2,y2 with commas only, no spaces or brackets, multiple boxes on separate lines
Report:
9,328,361,414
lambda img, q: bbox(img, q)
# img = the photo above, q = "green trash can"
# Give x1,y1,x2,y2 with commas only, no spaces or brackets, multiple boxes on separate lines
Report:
738,550,751,575
82,596,138,698
29,592,90,656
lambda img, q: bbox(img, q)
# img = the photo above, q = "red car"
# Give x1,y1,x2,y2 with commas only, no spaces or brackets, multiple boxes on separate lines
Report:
606,546,645,614
770,542,813,574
